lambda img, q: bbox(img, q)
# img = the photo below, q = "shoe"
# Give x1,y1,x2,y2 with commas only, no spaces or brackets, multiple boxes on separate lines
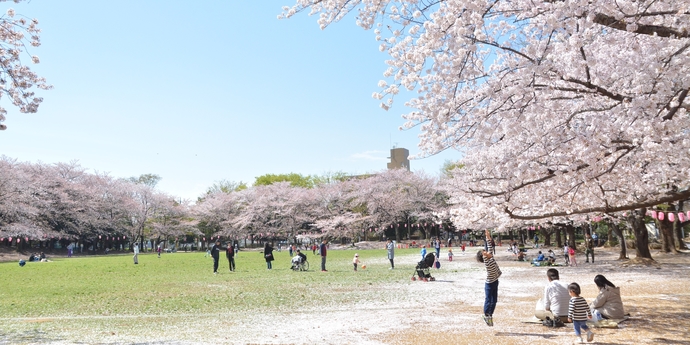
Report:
488,316,494,326
389,267,393,270
587,331,594,342
321,270,328,272
482,315,490,326
214,272,217,275
573,336,583,344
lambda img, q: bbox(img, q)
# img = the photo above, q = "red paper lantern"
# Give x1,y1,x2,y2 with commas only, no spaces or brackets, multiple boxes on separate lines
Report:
687,211,690,220
9,237,12,242
669,213,675,222
658,212,665,221
651,211,657,219
25,237,28,242
99,235,102,239
17,238,20,243
679,213,686,222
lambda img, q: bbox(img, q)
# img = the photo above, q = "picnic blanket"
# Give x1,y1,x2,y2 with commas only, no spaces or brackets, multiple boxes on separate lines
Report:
522,315,630,328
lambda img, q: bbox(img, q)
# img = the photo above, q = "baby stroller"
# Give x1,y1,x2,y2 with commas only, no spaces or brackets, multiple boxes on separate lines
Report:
411,253,436,281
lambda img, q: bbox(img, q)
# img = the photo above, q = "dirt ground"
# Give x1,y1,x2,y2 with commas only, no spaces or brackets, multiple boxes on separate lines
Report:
1,244,690,344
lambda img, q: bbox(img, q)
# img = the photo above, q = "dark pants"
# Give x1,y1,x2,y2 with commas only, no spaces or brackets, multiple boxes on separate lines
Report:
484,280,499,316
389,258,394,268
266,260,272,269
213,258,219,273
228,258,235,271
585,249,594,262
321,256,327,271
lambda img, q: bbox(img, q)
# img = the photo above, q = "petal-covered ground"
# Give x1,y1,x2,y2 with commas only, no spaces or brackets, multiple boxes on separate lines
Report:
1,244,689,344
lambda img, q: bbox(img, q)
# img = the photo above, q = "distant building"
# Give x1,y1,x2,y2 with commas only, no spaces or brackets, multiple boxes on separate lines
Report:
387,148,410,171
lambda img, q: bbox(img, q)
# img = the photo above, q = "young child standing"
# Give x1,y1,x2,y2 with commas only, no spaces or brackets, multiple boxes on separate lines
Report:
352,253,360,272
448,249,454,261
567,282,594,343
421,245,427,259
568,245,578,267
476,229,502,327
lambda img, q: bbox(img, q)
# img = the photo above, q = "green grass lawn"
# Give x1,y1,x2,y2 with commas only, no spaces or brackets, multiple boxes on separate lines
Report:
0,248,422,318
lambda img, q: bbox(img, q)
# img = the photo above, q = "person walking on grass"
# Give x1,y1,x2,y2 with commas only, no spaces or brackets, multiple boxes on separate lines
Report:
476,229,502,327
157,245,162,258
226,242,235,272
263,242,275,270
132,242,139,265
352,253,360,272
386,238,395,269
320,239,328,272
211,240,221,275
434,237,441,258
568,282,594,343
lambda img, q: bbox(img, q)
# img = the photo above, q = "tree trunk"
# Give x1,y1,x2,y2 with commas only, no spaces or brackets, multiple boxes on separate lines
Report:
395,224,401,242
658,218,677,253
607,225,613,246
566,224,576,249
627,208,653,260
675,221,688,250
555,227,562,248
610,221,627,260
540,227,552,247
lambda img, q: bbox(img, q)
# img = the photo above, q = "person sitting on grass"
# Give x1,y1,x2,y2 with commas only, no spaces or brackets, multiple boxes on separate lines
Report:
547,250,556,265
590,275,626,320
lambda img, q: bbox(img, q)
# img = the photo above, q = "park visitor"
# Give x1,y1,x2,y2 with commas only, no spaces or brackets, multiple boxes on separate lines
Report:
568,245,577,267
567,282,594,343
434,237,441,257
226,243,235,272
386,239,395,269
263,242,275,270
132,243,139,264
563,243,570,266
590,275,625,320
420,245,427,259
352,253,360,271
536,268,570,321
320,239,328,272
447,249,453,261
477,229,501,327
211,240,221,274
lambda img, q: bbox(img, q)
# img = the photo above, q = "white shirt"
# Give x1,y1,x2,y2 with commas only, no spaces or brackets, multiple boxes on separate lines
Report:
544,280,570,317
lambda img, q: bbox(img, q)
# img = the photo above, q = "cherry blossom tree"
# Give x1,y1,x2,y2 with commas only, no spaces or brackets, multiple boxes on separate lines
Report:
0,1,51,131
283,1,689,259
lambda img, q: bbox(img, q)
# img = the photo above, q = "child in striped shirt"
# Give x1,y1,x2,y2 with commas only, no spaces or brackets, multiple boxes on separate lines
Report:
568,282,594,343
476,229,502,327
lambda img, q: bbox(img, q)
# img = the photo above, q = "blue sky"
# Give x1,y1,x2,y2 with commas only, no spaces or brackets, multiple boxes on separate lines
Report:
0,1,459,200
